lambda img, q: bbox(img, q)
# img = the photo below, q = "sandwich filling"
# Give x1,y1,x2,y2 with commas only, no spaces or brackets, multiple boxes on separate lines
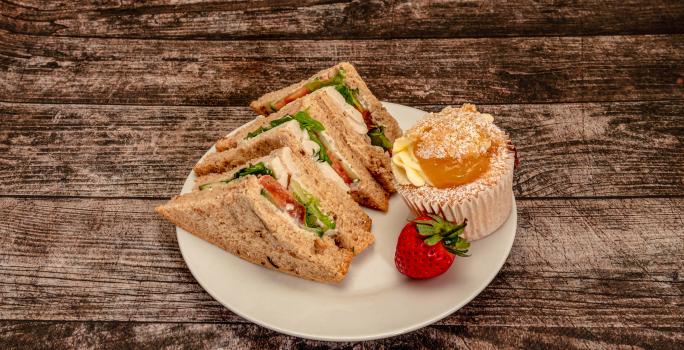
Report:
244,110,360,191
197,154,337,237
264,68,393,152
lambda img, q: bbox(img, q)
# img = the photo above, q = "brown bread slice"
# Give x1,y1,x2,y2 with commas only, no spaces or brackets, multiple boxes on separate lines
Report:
194,125,305,177
250,62,401,143
194,147,374,255
155,176,353,284
305,88,396,194
211,101,390,211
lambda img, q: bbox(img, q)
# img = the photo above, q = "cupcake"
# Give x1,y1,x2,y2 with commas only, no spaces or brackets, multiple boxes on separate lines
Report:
391,104,516,240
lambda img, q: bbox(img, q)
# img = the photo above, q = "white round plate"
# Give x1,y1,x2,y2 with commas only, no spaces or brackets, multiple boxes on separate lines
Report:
176,102,517,341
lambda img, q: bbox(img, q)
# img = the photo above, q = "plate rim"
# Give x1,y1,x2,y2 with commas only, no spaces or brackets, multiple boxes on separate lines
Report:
175,102,517,341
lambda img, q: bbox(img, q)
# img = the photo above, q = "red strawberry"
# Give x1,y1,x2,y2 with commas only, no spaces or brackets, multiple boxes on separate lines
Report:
395,214,470,279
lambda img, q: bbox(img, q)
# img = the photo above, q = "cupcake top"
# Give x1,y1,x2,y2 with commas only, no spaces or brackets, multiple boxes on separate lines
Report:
392,104,509,189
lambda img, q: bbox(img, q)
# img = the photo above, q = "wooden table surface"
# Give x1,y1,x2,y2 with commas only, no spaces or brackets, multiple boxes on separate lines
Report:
1,1,683,348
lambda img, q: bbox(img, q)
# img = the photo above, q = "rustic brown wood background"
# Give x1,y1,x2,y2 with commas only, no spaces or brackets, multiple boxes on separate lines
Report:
1,1,683,349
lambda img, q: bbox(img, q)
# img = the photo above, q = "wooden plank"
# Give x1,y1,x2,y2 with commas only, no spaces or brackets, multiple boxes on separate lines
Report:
2,1,683,39
1,32,682,106
0,197,681,326
1,101,682,198
0,321,682,349
0,103,251,198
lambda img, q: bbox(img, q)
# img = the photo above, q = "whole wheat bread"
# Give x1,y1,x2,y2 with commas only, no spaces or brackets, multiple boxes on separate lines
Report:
155,176,353,283
194,127,307,177
194,147,375,254
305,89,396,194
250,62,401,143
212,100,390,211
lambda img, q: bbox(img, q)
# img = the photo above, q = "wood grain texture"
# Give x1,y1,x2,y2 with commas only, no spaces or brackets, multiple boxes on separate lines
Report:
1,101,682,198
1,32,682,106
1,197,681,326
2,1,684,40
0,321,682,350
0,102,252,197
2,2,683,346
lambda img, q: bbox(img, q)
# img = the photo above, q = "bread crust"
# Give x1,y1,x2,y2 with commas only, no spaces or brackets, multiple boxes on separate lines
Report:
194,127,305,176
249,62,401,142
193,147,375,255
212,98,390,211
283,147,375,254
155,177,352,283
308,89,396,194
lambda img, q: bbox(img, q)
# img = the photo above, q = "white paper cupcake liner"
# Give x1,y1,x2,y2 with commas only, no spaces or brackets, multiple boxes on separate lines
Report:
400,157,514,241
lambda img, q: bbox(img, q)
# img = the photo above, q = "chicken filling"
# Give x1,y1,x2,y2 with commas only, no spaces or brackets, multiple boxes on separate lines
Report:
198,159,336,237
244,110,360,191
265,68,392,152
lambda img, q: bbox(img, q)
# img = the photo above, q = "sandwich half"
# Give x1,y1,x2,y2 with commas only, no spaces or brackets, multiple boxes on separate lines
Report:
297,87,396,194
211,98,391,211
156,177,352,283
156,147,374,283
194,146,374,254
195,125,349,194
250,62,401,153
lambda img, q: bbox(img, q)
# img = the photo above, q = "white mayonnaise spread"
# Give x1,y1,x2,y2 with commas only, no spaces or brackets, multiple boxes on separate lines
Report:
315,161,347,190
243,117,354,193
318,131,359,181
278,120,352,191
276,147,298,176
319,86,368,134
265,156,288,188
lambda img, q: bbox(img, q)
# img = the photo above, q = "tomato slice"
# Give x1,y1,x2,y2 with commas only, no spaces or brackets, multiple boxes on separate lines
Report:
273,100,287,111
259,175,305,223
284,86,311,104
360,109,374,130
272,86,312,111
328,154,353,184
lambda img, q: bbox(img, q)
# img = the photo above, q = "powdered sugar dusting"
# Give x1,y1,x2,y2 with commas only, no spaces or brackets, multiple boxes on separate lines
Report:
408,104,507,160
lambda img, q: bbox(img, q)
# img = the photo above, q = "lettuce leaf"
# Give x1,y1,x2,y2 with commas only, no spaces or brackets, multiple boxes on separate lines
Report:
198,162,273,190
290,180,336,236
245,115,294,139
304,68,346,91
368,126,393,150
